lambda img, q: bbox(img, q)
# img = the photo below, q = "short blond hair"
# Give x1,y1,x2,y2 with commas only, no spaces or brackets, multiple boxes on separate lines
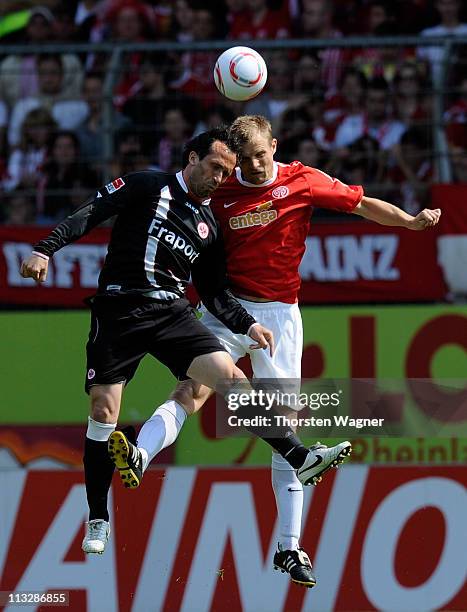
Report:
229,115,273,146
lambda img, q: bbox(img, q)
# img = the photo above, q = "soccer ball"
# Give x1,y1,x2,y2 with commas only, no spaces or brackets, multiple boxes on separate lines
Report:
214,46,267,102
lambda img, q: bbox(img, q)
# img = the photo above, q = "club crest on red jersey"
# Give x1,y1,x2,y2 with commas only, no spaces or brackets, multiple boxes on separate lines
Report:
272,186,289,199
105,177,125,194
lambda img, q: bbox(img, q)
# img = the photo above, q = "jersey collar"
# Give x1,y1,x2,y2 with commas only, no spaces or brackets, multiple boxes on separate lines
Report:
176,171,211,206
235,161,278,187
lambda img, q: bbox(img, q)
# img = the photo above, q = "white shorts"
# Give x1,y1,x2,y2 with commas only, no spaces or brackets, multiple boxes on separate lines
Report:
200,299,303,408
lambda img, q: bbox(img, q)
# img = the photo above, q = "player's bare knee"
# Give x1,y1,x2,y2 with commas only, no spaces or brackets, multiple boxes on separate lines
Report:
89,387,120,423
170,380,211,416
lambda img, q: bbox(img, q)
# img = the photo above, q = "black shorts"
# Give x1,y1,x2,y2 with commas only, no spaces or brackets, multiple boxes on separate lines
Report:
85,295,225,393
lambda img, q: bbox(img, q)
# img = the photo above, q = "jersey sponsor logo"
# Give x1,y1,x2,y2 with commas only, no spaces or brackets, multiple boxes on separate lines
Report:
229,201,277,230
272,186,289,199
197,222,209,238
105,177,125,194
148,218,200,263
223,201,238,208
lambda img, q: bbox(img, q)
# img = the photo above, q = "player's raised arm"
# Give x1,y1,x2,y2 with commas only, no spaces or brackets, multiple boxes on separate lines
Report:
20,174,141,283
353,195,441,230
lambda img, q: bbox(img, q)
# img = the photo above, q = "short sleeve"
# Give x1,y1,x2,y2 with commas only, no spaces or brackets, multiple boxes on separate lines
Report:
304,167,363,212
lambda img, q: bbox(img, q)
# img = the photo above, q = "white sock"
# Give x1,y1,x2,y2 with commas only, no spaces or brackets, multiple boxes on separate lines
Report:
272,453,303,551
137,400,187,470
86,417,116,442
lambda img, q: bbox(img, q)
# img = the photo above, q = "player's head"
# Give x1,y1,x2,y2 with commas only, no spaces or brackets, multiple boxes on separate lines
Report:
229,115,277,185
182,127,237,198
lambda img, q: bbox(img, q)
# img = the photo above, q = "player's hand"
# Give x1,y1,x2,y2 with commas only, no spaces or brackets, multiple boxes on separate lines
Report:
248,323,275,356
408,208,441,230
20,254,49,283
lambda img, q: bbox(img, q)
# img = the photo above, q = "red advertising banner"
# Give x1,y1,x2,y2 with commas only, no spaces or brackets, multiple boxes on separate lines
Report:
0,226,109,307
0,466,465,611
298,219,445,303
4,182,467,307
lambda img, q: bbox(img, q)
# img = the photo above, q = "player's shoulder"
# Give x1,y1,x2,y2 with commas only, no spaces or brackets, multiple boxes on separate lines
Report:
117,169,176,195
276,160,314,180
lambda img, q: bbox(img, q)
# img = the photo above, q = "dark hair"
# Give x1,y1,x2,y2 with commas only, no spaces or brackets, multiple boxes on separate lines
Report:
84,70,104,82
341,67,368,90
37,53,63,70
182,126,235,167
368,76,389,93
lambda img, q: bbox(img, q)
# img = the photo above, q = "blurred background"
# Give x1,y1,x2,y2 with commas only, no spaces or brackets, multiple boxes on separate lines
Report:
0,1,466,611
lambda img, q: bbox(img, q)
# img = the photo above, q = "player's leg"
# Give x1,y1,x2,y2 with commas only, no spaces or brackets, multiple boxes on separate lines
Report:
245,301,314,586
135,381,214,473
82,383,122,554
82,296,149,553
109,304,245,488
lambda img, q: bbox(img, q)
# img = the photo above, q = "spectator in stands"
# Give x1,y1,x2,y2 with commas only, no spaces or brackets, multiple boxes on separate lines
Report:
194,104,236,134
74,0,105,26
107,0,156,108
334,76,406,151
393,61,432,127
225,0,247,31
346,135,384,186
293,52,322,96
245,52,292,128
352,21,414,83
418,0,467,84
389,127,433,215
0,7,84,109
228,0,291,39
74,0,107,42
295,0,345,93
3,107,57,193
53,3,79,42
325,68,367,127
77,72,129,175
8,53,88,147
122,52,195,150
450,145,467,183
156,107,191,172
444,75,467,148
37,130,97,222
326,133,384,188
3,190,36,225
294,138,322,168
286,87,334,151
110,127,157,177
171,0,194,42
181,7,223,89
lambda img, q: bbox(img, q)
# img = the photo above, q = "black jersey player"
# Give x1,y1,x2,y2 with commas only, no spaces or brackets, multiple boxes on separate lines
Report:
20,128,318,556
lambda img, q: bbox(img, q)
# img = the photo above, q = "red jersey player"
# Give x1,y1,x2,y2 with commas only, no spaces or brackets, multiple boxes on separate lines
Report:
114,115,441,588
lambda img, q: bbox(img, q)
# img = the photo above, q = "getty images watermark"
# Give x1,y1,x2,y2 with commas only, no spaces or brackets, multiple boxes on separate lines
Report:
225,388,384,430
214,379,467,439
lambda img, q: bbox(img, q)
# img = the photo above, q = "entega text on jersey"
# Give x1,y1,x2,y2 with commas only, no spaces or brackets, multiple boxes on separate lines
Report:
33,170,255,335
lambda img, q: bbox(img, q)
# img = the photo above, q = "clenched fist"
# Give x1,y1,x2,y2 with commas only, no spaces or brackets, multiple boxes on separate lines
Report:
408,208,441,230
20,254,49,283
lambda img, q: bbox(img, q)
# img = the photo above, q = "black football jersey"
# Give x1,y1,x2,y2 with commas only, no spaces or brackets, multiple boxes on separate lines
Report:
33,170,255,334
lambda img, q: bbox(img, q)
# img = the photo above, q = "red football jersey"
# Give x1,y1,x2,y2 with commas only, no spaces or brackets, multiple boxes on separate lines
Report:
211,161,364,303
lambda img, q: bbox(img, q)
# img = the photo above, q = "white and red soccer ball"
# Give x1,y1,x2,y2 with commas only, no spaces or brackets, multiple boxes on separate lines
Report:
214,46,268,102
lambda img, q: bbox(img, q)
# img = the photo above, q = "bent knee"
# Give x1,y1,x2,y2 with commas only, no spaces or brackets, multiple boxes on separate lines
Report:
170,380,212,416
90,386,121,423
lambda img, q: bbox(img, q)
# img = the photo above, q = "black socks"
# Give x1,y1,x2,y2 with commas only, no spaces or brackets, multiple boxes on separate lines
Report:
83,437,115,522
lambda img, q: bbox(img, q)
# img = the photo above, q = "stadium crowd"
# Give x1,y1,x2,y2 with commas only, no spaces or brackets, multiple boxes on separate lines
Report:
0,0,466,224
